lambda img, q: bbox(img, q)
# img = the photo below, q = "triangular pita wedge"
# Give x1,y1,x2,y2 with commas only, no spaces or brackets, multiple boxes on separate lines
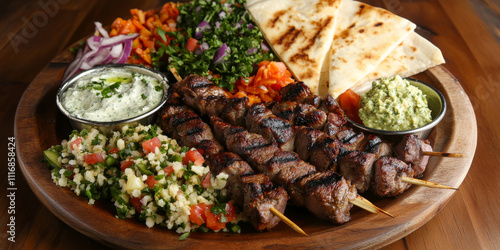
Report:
321,0,416,97
351,32,445,94
245,0,342,94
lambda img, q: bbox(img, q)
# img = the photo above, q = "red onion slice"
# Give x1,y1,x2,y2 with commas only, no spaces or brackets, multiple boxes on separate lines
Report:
213,43,230,64
62,22,139,82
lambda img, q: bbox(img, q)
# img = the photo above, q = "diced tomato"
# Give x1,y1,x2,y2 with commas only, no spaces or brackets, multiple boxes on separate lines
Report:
70,137,82,151
182,150,205,166
189,203,210,225
185,37,198,53
163,166,174,176
120,159,134,172
108,147,120,154
339,89,363,124
201,172,211,188
84,153,104,165
225,202,237,222
130,196,143,213
146,175,158,188
142,137,162,153
205,208,226,231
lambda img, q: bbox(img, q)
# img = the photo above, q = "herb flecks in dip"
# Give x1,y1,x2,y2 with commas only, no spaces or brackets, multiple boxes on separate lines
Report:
358,75,432,131
61,67,164,122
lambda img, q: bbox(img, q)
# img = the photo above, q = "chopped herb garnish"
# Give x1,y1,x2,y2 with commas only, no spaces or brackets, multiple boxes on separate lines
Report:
178,232,190,241
141,94,147,100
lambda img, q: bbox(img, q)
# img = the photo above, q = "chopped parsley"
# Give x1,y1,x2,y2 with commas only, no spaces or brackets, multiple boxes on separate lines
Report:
151,0,276,91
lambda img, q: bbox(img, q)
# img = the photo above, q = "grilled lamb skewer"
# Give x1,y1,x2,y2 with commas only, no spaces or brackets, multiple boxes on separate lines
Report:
159,93,288,231
171,75,453,197
210,116,360,224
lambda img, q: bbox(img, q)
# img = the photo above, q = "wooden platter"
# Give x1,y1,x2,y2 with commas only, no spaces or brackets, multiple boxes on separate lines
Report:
15,45,477,249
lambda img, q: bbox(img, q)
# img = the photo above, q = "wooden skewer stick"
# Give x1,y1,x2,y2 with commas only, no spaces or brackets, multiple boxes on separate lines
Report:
170,67,183,82
350,195,395,218
422,151,464,158
269,207,308,237
401,176,458,190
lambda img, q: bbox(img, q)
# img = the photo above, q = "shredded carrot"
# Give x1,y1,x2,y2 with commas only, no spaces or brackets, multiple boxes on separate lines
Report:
232,61,294,105
109,3,180,67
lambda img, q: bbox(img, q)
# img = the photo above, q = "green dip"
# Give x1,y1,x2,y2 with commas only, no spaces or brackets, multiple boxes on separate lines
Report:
358,75,432,131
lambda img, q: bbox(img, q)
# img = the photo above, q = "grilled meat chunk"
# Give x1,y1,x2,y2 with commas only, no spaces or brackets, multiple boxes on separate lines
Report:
299,171,357,224
294,127,341,172
394,134,431,177
246,103,295,151
336,127,365,151
267,151,316,206
241,174,289,231
195,140,224,158
280,81,321,107
221,97,250,127
212,116,280,170
173,74,231,116
323,112,347,137
271,101,327,130
271,101,296,122
363,134,392,160
373,156,414,197
209,152,253,206
416,140,433,178
339,151,376,193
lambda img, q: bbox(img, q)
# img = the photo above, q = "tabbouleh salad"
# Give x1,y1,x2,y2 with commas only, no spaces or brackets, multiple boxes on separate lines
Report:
43,125,242,237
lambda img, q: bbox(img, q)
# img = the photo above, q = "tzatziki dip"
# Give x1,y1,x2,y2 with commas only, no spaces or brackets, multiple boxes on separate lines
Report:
61,67,164,122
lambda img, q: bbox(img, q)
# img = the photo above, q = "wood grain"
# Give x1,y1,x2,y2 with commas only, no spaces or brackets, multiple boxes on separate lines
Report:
1,0,499,249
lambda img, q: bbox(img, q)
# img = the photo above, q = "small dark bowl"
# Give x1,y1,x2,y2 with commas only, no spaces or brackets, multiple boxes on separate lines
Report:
346,78,446,139
56,64,169,135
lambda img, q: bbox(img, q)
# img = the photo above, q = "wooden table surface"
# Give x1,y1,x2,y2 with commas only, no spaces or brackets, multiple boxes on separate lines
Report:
1,0,499,249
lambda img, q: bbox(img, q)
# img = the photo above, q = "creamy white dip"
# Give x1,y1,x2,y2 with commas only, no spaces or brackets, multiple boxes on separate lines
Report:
61,68,164,122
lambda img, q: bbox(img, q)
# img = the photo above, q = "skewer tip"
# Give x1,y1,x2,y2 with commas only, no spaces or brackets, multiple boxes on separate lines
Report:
269,207,308,237
401,176,458,190
422,151,465,158
351,196,395,218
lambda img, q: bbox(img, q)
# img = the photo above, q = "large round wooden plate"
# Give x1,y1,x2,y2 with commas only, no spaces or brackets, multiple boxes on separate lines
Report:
15,44,477,249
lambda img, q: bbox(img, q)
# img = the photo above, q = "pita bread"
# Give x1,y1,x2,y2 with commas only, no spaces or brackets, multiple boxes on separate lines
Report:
351,32,445,94
245,0,342,94
321,0,416,97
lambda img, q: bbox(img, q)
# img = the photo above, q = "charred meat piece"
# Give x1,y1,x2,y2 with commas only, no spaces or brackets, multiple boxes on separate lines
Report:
221,97,250,127
241,173,289,231
294,103,327,130
173,74,231,117
298,171,357,224
209,152,254,206
294,127,323,162
338,151,376,193
267,151,316,206
415,139,432,178
373,156,415,197
280,81,321,107
323,112,347,137
362,134,393,160
336,127,365,151
245,103,295,151
309,136,342,172
294,127,341,172
394,134,430,177
271,101,327,130
195,140,224,158
167,110,217,148
318,94,345,116
212,116,280,170
271,101,296,122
